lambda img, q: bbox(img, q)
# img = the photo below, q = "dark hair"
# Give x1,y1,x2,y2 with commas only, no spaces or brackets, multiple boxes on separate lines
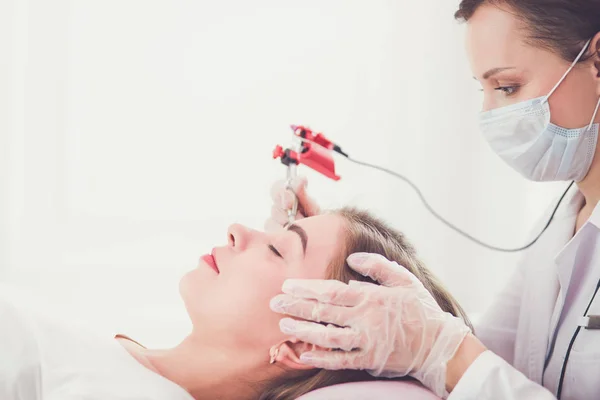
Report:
259,208,472,400
455,0,600,62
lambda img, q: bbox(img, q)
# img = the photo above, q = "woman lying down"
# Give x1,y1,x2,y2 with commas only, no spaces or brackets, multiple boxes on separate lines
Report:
0,208,471,400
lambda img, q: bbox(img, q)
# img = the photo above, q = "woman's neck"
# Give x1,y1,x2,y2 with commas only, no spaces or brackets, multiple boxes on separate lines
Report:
120,335,277,400
575,156,600,232
578,161,600,212
577,113,600,207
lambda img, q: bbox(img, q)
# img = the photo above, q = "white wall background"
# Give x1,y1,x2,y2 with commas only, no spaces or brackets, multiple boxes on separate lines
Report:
1,0,567,347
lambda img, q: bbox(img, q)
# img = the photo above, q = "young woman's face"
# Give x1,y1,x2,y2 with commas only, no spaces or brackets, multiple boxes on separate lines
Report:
466,4,599,129
179,214,345,350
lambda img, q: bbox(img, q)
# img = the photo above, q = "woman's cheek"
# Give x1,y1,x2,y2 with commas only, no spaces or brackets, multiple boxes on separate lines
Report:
240,270,290,344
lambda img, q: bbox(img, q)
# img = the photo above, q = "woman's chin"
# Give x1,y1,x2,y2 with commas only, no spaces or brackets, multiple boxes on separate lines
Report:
179,268,211,302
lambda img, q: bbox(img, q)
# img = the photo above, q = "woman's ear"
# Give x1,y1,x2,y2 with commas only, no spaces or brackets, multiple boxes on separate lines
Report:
269,338,328,371
593,32,600,95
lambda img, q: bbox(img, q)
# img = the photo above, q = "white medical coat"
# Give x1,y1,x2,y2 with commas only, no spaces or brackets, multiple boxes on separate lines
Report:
449,187,600,400
0,291,194,400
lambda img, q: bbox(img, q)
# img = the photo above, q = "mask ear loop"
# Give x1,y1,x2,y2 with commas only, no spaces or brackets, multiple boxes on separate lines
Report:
543,39,592,104
588,97,600,132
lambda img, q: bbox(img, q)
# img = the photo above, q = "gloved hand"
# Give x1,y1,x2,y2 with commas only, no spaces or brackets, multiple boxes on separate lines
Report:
269,253,472,398
264,176,321,232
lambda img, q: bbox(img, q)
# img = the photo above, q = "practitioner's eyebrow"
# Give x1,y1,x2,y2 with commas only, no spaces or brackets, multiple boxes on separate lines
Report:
476,66,516,80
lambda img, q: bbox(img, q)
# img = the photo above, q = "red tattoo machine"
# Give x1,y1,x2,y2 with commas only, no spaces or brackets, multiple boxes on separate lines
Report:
272,125,346,181
272,125,347,222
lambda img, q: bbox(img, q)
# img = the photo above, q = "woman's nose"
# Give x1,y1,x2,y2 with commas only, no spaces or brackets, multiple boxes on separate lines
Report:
227,223,253,252
482,96,493,112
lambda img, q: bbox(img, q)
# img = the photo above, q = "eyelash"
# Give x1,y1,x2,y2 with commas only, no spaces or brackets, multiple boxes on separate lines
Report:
478,85,521,97
494,85,520,96
268,245,283,258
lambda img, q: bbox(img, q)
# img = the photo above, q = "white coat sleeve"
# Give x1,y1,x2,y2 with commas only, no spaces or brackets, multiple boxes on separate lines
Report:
0,292,43,400
473,259,525,365
448,351,556,399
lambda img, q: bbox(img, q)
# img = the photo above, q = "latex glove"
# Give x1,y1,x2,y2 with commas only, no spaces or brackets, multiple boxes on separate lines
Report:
269,253,471,398
264,176,321,232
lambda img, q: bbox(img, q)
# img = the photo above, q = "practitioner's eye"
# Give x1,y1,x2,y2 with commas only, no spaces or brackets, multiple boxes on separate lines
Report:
268,245,283,259
494,85,520,96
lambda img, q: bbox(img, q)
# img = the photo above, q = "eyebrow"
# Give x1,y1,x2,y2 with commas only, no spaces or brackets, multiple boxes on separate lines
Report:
477,67,516,80
284,223,308,255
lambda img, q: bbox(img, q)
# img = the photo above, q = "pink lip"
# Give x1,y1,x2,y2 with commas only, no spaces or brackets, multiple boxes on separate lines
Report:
201,251,219,274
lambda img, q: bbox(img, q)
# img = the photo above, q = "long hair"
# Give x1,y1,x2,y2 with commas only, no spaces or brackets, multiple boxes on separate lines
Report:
259,208,471,400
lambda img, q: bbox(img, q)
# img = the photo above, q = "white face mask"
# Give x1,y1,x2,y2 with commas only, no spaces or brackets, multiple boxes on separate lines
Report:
479,39,600,182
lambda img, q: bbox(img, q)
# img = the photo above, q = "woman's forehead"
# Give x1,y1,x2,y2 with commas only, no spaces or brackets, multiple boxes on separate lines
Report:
294,214,345,272
466,4,534,76
295,214,345,248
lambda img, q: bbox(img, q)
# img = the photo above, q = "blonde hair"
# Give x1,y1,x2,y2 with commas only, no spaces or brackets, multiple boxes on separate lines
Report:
259,208,471,400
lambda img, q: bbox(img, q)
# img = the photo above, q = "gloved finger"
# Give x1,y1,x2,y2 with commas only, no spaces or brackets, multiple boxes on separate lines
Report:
276,188,299,211
269,204,307,227
299,349,366,370
264,214,308,233
347,279,377,288
264,218,284,234
347,253,420,288
270,177,320,218
347,280,380,291
270,177,305,208
270,294,354,326
281,279,364,306
294,184,320,219
279,318,361,351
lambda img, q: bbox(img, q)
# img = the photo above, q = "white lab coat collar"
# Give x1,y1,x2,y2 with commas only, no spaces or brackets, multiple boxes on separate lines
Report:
553,190,584,302
553,188,600,301
516,184,582,384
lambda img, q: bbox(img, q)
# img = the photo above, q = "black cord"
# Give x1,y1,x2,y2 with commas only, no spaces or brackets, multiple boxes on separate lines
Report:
556,278,600,399
342,154,574,253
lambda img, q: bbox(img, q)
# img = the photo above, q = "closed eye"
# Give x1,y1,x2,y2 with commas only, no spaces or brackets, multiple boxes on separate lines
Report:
268,245,283,258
